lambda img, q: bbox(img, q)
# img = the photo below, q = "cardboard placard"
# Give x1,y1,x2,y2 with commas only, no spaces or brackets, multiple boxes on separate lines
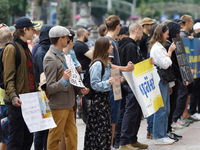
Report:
172,37,194,84
111,68,122,100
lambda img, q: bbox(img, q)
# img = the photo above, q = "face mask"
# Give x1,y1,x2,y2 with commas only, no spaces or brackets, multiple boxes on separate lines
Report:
84,35,88,42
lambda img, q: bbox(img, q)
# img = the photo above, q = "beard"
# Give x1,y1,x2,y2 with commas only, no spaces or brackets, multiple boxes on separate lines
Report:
84,36,88,42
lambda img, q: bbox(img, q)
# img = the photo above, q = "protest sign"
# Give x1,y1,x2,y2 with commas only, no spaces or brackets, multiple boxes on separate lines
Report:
65,55,85,88
182,38,200,79
20,91,56,133
173,37,194,84
122,58,164,118
111,68,122,100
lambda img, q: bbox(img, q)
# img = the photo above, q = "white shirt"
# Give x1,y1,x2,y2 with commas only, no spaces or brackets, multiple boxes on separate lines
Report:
150,42,175,87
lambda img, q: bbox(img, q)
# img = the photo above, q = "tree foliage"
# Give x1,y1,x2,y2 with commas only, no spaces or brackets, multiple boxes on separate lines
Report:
58,0,72,26
0,0,10,25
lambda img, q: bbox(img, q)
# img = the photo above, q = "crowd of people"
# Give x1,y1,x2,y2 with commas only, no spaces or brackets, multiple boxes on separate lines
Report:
0,13,200,150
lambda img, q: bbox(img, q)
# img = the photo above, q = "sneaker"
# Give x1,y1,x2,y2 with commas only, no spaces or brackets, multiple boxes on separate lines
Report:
191,113,200,121
167,132,179,142
146,132,153,139
154,137,174,145
119,144,139,150
171,122,183,129
131,141,148,149
176,118,190,127
171,132,183,140
183,118,193,123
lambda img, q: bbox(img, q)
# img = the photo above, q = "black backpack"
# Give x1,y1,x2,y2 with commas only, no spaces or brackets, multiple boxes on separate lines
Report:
83,60,105,100
0,41,21,89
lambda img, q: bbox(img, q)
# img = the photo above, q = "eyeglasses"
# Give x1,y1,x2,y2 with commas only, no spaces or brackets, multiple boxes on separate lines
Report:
0,23,7,29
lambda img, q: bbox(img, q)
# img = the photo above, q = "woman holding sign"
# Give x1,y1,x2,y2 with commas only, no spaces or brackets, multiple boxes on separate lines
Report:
149,24,176,145
84,37,123,149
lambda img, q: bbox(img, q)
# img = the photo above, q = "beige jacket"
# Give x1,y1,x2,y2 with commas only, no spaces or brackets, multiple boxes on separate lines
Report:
43,46,75,109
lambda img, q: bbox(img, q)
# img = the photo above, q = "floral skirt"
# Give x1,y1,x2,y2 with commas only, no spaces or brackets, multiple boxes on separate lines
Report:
84,92,112,150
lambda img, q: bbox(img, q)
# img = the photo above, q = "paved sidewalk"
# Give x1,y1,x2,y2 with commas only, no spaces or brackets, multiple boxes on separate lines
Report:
77,118,200,150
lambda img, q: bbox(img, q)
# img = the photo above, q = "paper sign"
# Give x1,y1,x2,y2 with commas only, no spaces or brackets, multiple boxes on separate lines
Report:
111,68,122,100
122,58,164,118
65,55,85,88
20,91,56,133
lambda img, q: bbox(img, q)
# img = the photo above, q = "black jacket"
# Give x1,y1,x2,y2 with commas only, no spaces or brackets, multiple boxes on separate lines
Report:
118,37,142,66
34,24,53,86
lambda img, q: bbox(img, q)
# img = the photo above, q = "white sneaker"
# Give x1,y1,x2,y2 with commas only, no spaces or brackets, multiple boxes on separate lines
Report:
171,122,183,129
164,137,175,143
154,137,174,145
191,113,200,120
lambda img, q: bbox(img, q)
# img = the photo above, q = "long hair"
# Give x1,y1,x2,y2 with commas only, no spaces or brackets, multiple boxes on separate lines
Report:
149,24,168,52
90,37,110,67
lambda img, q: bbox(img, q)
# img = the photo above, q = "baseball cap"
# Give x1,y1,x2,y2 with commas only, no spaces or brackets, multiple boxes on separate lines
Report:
141,18,155,26
173,19,183,24
118,26,129,35
49,26,71,38
15,17,39,29
82,25,92,31
193,22,200,30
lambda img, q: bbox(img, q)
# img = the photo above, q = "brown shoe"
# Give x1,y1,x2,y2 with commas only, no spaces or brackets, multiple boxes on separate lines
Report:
147,132,153,139
131,141,148,149
119,144,139,150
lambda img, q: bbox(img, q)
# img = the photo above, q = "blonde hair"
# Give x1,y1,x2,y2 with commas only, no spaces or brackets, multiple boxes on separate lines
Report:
0,28,13,48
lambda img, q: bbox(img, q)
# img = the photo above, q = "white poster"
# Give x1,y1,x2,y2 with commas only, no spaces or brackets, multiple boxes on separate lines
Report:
122,59,164,118
20,91,56,133
65,55,85,88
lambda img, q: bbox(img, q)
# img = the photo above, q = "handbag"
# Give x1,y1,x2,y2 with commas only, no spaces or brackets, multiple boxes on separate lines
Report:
156,65,176,84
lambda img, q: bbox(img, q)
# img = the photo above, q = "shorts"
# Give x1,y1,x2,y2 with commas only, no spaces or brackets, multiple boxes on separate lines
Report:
0,105,9,144
110,90,121,124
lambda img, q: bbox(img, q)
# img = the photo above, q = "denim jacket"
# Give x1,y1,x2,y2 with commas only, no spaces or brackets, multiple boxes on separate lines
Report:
89,61,112,92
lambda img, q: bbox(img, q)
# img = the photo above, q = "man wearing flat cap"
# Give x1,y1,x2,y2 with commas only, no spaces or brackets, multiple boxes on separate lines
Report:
139,17,155,59
43,26,88,150
2,16,38,149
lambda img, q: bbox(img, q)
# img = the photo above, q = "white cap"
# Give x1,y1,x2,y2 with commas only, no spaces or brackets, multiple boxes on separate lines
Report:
49,26,71,38
193,22,200,30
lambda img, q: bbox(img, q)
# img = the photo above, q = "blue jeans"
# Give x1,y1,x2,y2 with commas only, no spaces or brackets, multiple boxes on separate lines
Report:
147,114,154,134
153,81,170,139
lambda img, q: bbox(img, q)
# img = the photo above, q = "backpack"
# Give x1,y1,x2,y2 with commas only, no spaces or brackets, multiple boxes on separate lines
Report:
0,41,21,89
83,60,105,100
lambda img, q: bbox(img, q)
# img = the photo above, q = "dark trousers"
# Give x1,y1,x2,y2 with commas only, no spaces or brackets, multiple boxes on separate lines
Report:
168,84,177,133
172,79,188,122
114,95,126,143
189,78,200,115
5,101,33,150
119,85,142,146
34,130,49,150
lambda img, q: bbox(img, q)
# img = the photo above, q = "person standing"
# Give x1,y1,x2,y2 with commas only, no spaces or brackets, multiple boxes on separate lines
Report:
43,26,89,150
149,24,176,145
2,16,38,150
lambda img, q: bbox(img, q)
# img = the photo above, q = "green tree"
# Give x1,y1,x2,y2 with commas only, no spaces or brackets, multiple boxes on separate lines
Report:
58,0,72,26
0,0,10,25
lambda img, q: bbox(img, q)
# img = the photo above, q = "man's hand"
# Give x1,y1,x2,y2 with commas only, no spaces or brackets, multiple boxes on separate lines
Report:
63,69,71,81
125,61,134,72
77,64,82,73
109,77,114,85
119,76,123,83
188,36,194,40
169,88,173,95
81,88,90,95
12,97,22,107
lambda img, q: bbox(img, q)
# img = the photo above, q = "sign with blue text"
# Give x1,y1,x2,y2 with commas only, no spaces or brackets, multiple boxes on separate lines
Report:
122,59,164,118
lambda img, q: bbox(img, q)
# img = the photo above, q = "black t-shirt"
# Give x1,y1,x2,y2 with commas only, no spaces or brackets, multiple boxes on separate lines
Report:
73,41,91,71
139,32,149,59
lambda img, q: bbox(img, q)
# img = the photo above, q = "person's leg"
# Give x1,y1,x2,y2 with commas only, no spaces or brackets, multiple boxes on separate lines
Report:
147,114,154,138
47,109,68,150
5,102,26,150
119,85,142,146
22,123,33,150
153,82,169,139
59,133,66,150
0,143,6,150
181,95,190,119
173,80,188,122
64,108,77,150
189,79,198,115
34,130,49,150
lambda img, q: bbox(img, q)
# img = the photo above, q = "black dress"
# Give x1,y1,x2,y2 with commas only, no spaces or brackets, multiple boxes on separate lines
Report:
84,92,112,150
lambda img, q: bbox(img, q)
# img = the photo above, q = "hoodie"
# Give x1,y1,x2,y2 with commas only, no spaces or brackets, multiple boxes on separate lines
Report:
118,37,142,66
34,24,53,86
